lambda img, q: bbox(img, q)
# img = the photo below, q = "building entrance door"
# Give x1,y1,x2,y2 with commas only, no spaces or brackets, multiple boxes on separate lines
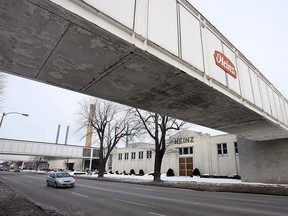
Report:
179,157,193,176
67,163,74,171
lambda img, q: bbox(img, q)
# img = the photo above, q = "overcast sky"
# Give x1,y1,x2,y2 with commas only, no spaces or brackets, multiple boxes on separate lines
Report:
0,0,287,146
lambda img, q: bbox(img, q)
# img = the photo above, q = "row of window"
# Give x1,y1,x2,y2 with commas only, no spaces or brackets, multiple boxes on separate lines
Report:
118,143,238,160
119,151,152,160
179,142,238,156
217,142,238,155
179,147,193,155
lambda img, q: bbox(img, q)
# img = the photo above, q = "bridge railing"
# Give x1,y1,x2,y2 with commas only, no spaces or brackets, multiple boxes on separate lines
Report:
73,0,288,129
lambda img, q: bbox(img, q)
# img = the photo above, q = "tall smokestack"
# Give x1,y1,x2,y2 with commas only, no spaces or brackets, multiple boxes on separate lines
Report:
55,124,61,144
85,104,95,147
65,125,69,145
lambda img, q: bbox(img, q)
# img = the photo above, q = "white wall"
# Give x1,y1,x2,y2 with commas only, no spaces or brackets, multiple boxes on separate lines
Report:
111,130,238,176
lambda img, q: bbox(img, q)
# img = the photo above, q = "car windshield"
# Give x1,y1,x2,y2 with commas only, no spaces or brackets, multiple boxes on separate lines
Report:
56,173,71,178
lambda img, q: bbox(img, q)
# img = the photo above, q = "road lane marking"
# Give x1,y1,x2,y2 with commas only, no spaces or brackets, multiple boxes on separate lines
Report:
109,197,156,208
218,196,268,203
149,212,166,216
75,183,286,216
72,192,88,198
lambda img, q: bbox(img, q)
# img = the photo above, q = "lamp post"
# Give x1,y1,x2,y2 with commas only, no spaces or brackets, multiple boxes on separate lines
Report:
0,112,29,128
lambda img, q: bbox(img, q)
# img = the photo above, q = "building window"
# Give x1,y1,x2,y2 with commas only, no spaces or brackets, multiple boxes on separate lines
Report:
179,147,193,155
118,153,122,160
217,143,228,155
147,151,152,159
234,142,238,154
124,153,129,160
131,152,136,160
139,151,143,159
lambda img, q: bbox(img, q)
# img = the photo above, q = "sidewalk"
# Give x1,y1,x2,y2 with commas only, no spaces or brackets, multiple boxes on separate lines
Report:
1,173,287,216
0,181,61,216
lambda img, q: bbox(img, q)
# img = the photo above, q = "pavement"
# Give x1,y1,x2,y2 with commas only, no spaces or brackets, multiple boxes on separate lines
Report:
76,175,288,196
1,174,288,216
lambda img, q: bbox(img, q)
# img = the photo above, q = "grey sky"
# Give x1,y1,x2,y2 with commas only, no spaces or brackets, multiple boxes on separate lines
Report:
0,0,287,145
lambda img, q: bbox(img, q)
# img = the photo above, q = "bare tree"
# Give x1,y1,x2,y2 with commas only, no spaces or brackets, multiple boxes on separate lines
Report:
78,98,139,178
34,157,43,171
135,109,186,182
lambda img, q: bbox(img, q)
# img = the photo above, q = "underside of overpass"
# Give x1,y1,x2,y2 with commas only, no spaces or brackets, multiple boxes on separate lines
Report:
0,0,287,142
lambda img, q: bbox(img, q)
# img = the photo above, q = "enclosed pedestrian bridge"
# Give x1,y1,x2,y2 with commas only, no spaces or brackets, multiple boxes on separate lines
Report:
0,138,99,159
1,0,288,141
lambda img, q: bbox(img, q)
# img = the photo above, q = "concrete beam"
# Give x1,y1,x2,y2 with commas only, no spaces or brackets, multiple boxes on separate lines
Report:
0,0,287,141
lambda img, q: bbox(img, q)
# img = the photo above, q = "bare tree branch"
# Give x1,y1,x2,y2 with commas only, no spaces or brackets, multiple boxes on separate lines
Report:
77,98,140,177
135,108,186,181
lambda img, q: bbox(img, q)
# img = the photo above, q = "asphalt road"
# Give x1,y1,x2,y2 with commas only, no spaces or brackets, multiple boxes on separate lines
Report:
0,172,288,216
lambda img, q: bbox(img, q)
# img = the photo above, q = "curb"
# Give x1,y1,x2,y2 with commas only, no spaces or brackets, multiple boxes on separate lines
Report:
74,176,288,196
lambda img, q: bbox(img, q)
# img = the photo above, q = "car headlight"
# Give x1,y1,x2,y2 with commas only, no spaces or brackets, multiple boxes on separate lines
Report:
71,179,75,182
58,180,63,183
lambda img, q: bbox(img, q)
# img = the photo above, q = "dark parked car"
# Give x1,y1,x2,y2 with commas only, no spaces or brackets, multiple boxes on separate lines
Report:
46,172,75,188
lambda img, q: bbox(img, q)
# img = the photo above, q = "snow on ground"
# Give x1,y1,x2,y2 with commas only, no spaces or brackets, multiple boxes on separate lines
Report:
27,170,287,186
72,172,243,184
71,172,288,187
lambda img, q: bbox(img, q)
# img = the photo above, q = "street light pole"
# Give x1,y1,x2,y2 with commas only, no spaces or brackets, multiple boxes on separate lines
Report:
0,112,29,128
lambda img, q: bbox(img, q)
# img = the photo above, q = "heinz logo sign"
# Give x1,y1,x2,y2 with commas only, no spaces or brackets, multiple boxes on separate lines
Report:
214,51,237,78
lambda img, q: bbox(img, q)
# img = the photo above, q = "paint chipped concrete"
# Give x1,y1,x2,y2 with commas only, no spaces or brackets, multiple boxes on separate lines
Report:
0,0,287,141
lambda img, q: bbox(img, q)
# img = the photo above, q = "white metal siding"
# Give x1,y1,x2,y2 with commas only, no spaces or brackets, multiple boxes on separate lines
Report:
250,70,262,108
267,86,277,118
134,0,148,37
203,28,226,85
83,0,135,29
179,5,204,72
238,59,253,103
224,45,240,95
259,78,271,115
148,0,178,55
284,101,288,125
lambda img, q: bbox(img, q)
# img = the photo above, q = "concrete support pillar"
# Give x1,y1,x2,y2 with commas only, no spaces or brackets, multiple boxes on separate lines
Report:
237,137,288,184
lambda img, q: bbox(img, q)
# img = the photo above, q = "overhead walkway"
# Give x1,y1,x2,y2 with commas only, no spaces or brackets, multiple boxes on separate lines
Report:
0,0,287,141
0,0,288,183
0,138,99,159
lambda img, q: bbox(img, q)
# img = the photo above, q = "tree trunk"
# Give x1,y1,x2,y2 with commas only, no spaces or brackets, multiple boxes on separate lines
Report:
153,152,164,182
98,159,105,178
98,145,105,178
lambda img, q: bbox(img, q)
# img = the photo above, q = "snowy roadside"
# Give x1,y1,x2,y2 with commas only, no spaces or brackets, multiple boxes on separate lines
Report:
0,181,62,216
24,170,288,195
72,172,288,196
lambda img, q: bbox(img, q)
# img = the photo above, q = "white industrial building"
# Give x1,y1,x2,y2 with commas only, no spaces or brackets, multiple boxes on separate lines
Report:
111,130,240,176
43,130,240,177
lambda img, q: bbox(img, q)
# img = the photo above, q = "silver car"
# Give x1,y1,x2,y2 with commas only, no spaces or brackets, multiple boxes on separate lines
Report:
46,172,75,188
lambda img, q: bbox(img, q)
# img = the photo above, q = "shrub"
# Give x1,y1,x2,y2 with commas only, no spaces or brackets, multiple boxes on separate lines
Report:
115,170,119,175
166,168,174,177
129,169,135,175
139,169,145,176
123,171,128,175
192,168,200,177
